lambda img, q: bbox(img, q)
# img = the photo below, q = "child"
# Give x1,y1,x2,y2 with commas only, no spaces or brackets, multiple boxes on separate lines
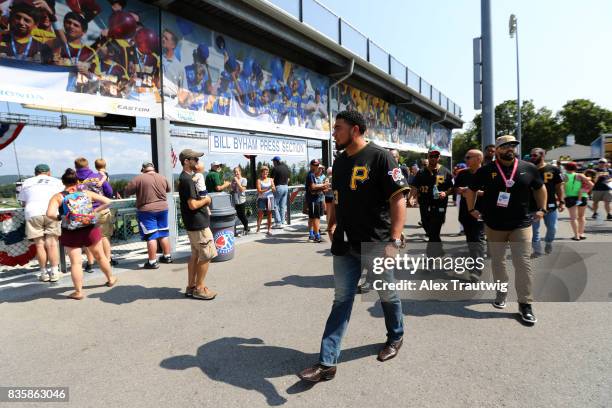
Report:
95,158,110,184
193,162,211,215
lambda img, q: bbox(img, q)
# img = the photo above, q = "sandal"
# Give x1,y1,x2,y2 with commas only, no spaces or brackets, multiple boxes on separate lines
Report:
571,237,581,241
105,277,118,287
579,236,587,240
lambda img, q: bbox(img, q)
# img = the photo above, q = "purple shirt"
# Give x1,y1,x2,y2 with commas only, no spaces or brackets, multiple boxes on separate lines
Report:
76,167,113,208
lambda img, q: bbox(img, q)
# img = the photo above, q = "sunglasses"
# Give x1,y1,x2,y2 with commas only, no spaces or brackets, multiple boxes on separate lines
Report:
530,154,540,157
464,155,473,160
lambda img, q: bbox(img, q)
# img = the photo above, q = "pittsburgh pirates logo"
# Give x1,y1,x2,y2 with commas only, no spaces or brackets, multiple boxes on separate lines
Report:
491,172,497,179
543,172,553,183
436,175,445,185
350,166,369,190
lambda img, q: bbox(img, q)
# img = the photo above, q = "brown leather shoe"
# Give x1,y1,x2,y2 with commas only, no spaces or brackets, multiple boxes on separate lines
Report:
298,364,337,382
377,338,403,362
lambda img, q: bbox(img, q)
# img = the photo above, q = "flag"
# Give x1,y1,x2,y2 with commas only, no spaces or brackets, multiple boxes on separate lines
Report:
0,122,25,151
170,144,178,168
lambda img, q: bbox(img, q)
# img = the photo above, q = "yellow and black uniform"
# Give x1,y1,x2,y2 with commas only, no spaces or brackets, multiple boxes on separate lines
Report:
529,164,562,212
454,168,485,277
331,143,408,255
0,33,53,63
411,165,453,244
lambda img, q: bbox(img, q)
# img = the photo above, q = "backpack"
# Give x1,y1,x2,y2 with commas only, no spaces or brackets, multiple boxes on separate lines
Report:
60,191,97,230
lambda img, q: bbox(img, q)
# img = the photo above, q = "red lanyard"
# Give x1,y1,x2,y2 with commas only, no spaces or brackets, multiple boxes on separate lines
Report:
495,159,518,190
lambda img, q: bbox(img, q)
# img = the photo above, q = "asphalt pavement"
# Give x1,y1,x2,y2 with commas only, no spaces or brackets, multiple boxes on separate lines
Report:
1,207,611,407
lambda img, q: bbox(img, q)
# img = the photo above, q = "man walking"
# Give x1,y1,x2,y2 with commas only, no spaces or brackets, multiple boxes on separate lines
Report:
454,149,485,281
178,149,218,300
271,156,290,228
205,161,230,193
465,135,547,324
18,164,63,282
298,111,408,382
124,162,172,269
409,149,453,255
591,158,611,221
483,144,496,165
529,148,564,256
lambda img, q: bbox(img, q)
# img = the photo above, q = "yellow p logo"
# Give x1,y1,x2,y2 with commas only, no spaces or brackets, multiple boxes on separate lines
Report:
436,175,445,185
350,166,369,190
544,172,553,183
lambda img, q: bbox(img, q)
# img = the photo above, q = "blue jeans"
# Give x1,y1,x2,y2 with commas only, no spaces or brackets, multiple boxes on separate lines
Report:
273,184,288,225
319,250,404,367
532,209,558,254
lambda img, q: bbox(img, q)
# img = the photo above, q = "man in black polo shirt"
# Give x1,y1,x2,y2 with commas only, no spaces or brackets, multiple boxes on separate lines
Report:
465,135,547,324
178,149,218,301
298,110,408,383
271,156,290,228
529,148,564,256
409,149,453,255
454,149,485,281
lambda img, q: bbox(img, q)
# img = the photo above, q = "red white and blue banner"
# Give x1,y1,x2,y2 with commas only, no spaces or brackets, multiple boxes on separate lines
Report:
0,121,24,150
0,212,36,267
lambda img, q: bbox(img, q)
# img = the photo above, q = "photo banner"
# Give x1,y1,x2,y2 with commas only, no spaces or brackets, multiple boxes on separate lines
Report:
331,83,452,155
161,12,330,140
0,0,161,117
209,132,307,157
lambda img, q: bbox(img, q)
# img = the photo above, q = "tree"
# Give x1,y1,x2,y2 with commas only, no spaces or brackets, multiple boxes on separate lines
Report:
452,131,479,164
557,99,612,145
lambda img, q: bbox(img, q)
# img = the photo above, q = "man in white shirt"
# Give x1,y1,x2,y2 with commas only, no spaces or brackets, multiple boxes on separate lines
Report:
18,164,63,282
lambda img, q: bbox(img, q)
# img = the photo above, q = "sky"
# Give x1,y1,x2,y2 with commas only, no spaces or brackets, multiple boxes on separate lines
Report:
1,0,611,176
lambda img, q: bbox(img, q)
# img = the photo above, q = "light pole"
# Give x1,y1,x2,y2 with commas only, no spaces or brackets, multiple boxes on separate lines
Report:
509,14,521,156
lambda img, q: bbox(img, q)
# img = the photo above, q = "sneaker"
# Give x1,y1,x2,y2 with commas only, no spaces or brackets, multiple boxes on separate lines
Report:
357,281,372,294
143,261,159,269
49,272,60,282
192,287,217,300
159,255,173,264
38,273,50,282
493,291,507,309
608,214,612,221
272,224,283,229
518,303,537,324
592,212,598,219
308,235,315,242
530,252,543,259
314,236,322,243
83,263,94,273
110,258,119,266
544,243,553,254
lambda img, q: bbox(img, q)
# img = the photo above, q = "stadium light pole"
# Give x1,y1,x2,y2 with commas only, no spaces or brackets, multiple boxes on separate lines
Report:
509,14,522,157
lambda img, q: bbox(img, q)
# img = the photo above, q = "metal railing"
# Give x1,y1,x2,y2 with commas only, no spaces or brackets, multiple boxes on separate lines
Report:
0,186,308,275
266,0,462,118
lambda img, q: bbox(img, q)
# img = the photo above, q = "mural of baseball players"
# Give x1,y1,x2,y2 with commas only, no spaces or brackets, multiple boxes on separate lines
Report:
0,0,160,101
161,13,331,131
330,83,449,152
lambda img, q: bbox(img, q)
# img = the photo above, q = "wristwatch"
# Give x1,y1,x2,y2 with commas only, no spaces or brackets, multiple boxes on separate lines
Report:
537,208,547,213
389,238,403,248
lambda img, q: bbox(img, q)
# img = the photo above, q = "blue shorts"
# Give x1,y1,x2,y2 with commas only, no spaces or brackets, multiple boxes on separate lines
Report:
137,210,169,241
257,197,275,212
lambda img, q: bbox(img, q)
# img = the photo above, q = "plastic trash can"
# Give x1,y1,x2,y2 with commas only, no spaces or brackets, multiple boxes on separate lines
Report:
208,192,237,262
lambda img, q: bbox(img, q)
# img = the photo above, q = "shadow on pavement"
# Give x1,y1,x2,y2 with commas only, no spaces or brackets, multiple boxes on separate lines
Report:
160,337,380,406
0,282,109,303
367,299,518,321
88,285,184,304
265,274,333,289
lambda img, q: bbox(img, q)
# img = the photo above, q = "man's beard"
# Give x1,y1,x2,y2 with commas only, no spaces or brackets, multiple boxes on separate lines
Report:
530,157,542,165
335,140,349,150
500,151,515,161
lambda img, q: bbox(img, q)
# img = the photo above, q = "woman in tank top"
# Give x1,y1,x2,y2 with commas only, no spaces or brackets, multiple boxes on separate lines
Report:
563,162,594,241
256,166,276,236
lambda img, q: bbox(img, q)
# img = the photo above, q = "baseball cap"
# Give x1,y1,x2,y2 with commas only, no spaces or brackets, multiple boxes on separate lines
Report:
141,161,154,170
598,158,608,164
456,163,467,169
34,163,50,173
272,156,281,162
428,149,440,157
310,159,320,166
178,149,204,163
211,161,222,166
495,135,520,148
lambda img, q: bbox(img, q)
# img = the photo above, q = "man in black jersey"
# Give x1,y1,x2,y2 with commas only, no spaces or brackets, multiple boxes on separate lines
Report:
298,111,408,382
454,149,485,281
465,135,547,324
409,149,453,255
529,148,564,256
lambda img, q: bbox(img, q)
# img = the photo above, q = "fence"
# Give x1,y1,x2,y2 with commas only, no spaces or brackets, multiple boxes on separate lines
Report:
0,186,307,276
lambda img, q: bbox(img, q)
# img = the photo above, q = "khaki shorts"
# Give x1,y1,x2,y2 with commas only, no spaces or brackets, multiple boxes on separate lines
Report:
592,190,612,203
26,215,61,240
97,209,114,238
187,227,218,263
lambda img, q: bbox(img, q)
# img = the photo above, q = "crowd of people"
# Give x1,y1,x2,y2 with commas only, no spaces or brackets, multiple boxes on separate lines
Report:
0,0,160,99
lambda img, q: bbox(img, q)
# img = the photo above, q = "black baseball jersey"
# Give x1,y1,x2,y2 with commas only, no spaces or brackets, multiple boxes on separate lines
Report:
529,164,563,211
331,143,408,255
469,159,543,231
454,168,482,222
411,165,453,205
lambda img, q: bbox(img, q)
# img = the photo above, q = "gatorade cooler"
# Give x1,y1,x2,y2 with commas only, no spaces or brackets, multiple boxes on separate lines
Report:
208,192,237,262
